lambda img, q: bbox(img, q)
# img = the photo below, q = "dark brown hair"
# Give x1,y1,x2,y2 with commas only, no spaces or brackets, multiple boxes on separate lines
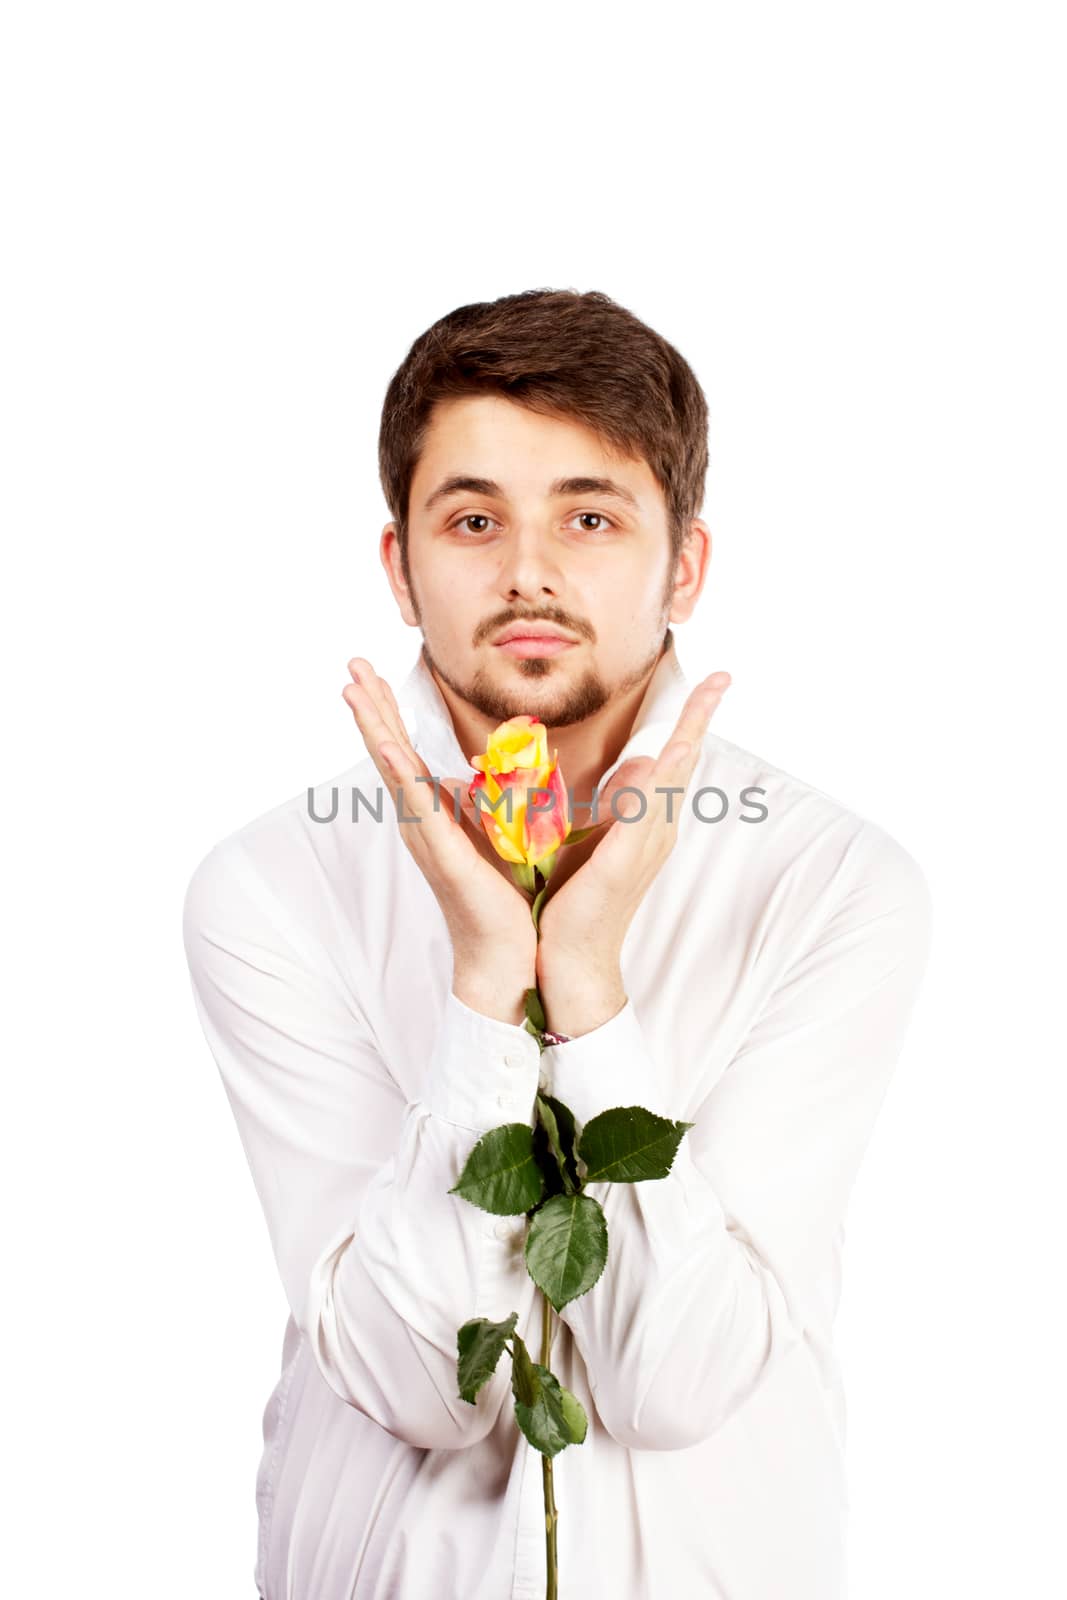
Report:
378,288,709,582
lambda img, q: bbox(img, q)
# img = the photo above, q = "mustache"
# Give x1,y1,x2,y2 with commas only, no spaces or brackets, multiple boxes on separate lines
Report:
477,611,592,641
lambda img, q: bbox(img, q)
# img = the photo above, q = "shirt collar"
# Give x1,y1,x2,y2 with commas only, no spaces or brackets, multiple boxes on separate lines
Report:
394,626,694,798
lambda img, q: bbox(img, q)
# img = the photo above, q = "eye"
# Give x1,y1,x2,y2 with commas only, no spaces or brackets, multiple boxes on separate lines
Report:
449,513,500,535
569,511,616,534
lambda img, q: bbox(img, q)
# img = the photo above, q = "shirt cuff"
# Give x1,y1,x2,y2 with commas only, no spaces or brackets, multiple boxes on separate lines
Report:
422,987,545,1133
538,997,672,1129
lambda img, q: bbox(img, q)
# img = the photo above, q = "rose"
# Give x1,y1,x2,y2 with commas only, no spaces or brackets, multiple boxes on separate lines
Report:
468,714,572,894
453,712,694,1600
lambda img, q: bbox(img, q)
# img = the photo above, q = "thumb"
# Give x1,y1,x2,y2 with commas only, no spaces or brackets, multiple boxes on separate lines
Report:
438,773,481,824
597,755,656,820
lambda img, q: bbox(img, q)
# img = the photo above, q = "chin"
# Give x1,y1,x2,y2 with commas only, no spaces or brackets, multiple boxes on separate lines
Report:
497,658,560,677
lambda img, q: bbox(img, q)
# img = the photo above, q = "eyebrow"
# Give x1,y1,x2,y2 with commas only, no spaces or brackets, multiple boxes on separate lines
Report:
422,474,640,513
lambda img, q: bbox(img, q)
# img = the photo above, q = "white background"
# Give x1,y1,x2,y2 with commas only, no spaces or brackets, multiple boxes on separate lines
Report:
3,3,1064,1595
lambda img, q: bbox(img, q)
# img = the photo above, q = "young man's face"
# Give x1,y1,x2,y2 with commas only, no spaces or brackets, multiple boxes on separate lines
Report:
383,392,697,728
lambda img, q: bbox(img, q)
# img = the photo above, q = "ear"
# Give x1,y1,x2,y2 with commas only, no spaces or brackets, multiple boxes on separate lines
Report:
380,524,420,627
668,519,711,623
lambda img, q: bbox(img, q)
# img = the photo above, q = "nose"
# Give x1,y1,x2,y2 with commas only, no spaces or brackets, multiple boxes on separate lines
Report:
494,518,564,604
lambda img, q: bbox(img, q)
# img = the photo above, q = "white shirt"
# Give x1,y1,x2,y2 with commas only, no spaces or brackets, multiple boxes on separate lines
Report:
182,629,932,1600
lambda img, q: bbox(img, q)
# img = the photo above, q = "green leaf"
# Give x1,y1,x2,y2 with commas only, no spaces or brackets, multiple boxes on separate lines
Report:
514,1362,587,1458
577,1106,695,1184
539,1093,581,1192
559,1384,588,1444
522,1016,543,1046
525,1192,609,1312
523,986,547,1033
448,1124,546,1215
531,884,548,933
534,1094,578,1197
508,1330,540,1408
456,1311,518,1404
531,1114,566,1201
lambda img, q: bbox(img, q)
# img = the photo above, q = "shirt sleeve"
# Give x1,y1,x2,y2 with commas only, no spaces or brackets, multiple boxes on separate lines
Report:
181,837,544,1452
539,823,934,1452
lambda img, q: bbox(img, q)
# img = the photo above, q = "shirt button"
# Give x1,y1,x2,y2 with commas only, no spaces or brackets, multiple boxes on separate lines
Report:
494,1218,518,1240
496,1092,509,1108
504,1052,519,1068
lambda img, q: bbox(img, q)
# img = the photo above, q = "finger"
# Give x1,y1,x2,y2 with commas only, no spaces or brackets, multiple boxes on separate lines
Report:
346,669,477,844
386,766,480,830
342,675,405,795
438,775,481,824
657,672,731,779
346,658,420,767
623,673,729,843
374,671,424,768
342,664,430,815
597,756,656,824
373,727,455,840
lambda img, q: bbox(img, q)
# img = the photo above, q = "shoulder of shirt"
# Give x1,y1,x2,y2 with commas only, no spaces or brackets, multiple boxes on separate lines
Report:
693,723,932,923
181,750,382,942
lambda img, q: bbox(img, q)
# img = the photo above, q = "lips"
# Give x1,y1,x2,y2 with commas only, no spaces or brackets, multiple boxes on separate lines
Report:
493,623,577,646
495,634,577,659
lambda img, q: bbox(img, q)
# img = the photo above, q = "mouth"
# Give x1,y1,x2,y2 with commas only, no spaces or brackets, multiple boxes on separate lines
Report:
494,636,576,659
492,623,579,659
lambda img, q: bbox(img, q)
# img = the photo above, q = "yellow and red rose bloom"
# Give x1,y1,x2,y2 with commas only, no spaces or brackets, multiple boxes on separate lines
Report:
468,715,571,878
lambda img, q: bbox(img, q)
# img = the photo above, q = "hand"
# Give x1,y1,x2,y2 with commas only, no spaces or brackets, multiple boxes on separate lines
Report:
342,657,537,1022
536,671,732,1035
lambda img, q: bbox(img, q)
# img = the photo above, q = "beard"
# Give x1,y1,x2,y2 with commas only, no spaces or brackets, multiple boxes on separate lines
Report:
419,625,671,729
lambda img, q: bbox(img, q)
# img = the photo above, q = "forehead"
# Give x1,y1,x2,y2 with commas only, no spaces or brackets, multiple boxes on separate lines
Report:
411,393,663,508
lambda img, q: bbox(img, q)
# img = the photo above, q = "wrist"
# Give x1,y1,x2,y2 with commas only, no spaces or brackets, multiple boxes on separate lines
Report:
536,941,623,996
537,958,627,1039
452,951,537,1027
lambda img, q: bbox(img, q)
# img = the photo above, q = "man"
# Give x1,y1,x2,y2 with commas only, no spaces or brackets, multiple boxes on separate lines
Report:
183,288,932,1599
